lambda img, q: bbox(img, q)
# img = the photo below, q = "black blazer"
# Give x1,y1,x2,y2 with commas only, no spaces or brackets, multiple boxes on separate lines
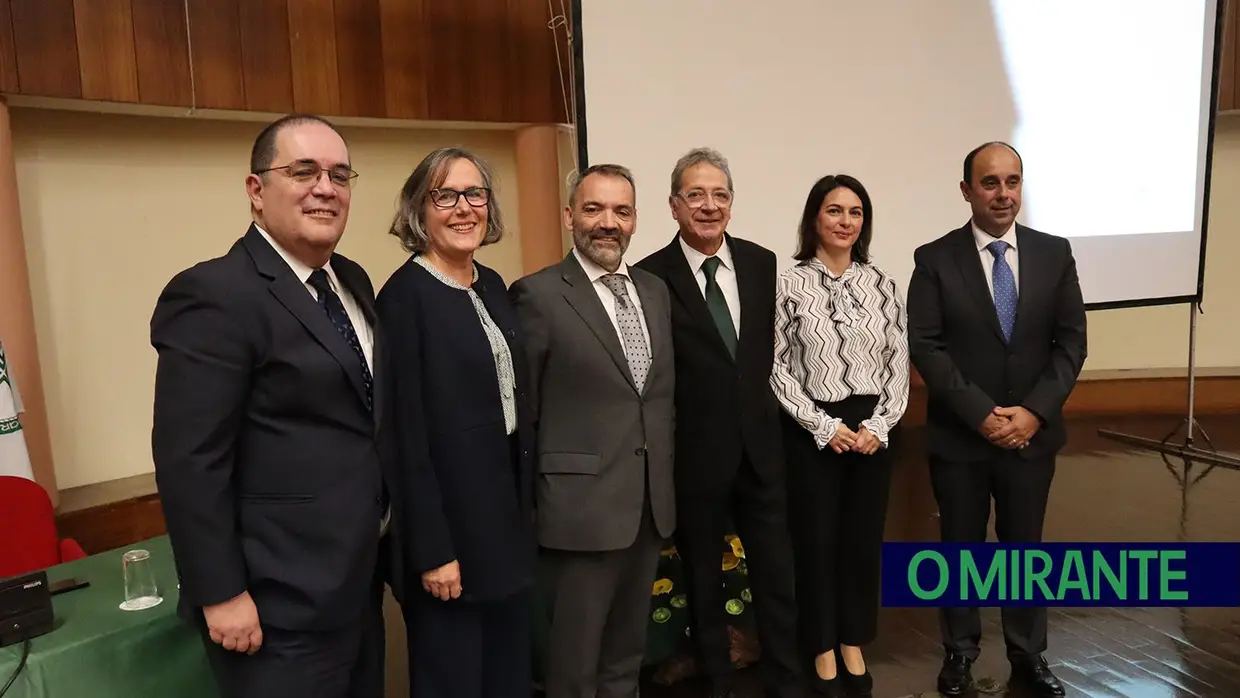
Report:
906,222,1088,462
375,256,535,605
635,234,784,494
150,224,385,632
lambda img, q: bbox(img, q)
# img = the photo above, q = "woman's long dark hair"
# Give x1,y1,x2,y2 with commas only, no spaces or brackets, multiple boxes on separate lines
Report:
792,174,873,264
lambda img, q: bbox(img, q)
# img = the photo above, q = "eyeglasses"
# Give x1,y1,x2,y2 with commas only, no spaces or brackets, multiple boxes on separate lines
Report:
429,187,491,209
255,160,359,189
678,189,733,209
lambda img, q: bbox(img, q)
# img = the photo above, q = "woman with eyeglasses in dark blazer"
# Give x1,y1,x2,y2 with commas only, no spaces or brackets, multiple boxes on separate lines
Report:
375,147,536,698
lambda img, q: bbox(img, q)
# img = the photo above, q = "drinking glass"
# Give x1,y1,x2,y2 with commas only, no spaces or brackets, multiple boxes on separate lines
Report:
119,549,163,611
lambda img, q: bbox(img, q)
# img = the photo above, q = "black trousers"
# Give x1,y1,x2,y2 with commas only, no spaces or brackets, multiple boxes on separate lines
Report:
540,495,664,698
405,586,532,698
675,455,801,698
930,450,1055,661
783,395,893,654
198,575,386,698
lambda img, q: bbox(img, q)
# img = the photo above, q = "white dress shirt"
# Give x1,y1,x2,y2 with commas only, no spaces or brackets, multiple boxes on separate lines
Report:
256,225,374,373
973,221,1020,297
678,235,741,333
572,246,652,352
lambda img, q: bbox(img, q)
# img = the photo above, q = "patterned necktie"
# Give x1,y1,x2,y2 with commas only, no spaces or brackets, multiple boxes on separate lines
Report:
600,273,651,392
700,256,737,358
308,269,373,409
987,240,1017,342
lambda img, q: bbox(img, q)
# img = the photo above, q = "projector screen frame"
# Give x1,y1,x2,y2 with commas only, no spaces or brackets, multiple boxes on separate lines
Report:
567,0,1226,313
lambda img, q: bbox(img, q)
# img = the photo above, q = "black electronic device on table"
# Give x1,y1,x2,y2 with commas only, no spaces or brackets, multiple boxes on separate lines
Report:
48,577,89,596
0,571,53,648
0,570,53,649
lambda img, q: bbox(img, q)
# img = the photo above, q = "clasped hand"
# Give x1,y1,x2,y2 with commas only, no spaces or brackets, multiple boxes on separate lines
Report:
422,560,462,601
827,424,881,455
981,405,1039,449
203,590,263,654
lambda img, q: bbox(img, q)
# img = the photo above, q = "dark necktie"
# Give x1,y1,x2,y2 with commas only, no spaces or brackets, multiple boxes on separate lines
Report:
308,269,373,410
987,240,1018,342
701,256,738,358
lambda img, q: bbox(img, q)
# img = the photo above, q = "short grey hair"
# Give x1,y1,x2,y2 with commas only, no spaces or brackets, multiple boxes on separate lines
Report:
670,147,734,197
389,147,505,254
567,163,636,207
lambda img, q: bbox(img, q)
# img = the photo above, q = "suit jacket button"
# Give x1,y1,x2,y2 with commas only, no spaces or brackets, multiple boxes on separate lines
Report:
635,447,646,456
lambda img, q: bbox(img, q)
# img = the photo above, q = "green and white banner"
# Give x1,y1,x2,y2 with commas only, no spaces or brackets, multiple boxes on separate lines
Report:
0,337,34,480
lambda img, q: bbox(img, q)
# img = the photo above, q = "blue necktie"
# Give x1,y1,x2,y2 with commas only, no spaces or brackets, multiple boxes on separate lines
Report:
308,269,373,410
987,240,1017,342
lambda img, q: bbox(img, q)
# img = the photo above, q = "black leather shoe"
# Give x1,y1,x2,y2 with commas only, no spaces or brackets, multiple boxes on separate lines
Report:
1009,656,1066,696
840,668,873,697
936,654,974,696
810,674,842,697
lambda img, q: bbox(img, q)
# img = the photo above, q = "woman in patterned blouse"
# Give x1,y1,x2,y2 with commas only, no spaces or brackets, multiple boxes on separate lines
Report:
770,173,910,697
375,147,536,698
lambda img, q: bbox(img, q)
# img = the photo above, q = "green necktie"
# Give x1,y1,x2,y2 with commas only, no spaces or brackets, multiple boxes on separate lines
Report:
701,256,738,358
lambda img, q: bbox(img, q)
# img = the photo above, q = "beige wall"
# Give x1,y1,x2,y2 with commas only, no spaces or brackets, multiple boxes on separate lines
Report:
10,108,1240,488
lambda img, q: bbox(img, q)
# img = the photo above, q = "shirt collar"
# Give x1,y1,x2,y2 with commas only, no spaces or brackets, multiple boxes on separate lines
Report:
804,255,856,281
255,223,339,291
677,234,734,274
972,221,1018,252
573,245,632,283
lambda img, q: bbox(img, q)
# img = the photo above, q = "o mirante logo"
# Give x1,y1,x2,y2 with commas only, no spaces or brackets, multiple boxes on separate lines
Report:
881,543,1240,607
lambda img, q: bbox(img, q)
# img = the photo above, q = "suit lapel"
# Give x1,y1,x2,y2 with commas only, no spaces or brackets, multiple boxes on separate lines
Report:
243,226,371,410
950,224,1005,342
633,270,667,395
333,257,381,427
1012,224,1039,340
559,254,640,392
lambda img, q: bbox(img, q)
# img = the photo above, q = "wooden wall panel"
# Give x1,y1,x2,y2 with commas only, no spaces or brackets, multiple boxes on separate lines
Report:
378,0,428,119
238,0,294,114
507,0,568,124
0,0,17,93
1220,0,1236,111
288,0,340,115
130,0,192,107
56,494,166,556
72,0,140,103
186,0,244,110
9,0,81,98
334,0,386,118
424,0,509,122
5,0,572,122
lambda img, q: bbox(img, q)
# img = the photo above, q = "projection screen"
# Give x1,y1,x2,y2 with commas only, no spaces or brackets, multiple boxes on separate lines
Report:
571,0,1225,309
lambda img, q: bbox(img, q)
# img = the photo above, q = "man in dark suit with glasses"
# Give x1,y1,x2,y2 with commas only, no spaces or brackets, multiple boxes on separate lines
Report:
151,113,388,698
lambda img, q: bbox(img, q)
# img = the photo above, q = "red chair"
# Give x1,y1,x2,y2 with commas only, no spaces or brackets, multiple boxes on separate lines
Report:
0,475,86,579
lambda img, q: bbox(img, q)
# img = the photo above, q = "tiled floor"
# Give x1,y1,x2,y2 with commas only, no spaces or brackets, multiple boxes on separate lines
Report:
639,413,1240,698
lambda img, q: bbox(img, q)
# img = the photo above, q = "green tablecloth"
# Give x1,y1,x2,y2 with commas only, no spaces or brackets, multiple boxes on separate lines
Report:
0,536,216,698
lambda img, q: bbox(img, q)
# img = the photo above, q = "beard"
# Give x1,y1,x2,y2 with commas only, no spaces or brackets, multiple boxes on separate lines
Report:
573,226,629,272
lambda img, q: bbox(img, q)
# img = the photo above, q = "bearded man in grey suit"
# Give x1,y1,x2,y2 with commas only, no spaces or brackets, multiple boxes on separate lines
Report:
510,163,676,698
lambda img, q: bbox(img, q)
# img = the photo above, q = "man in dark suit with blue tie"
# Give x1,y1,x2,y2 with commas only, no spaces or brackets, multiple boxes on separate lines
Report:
907,141,1087,697
151,114,387,698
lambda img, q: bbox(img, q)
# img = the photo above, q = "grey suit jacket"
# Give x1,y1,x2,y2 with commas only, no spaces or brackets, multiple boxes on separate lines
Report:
510,251,676,552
